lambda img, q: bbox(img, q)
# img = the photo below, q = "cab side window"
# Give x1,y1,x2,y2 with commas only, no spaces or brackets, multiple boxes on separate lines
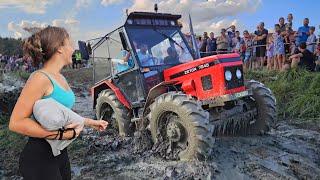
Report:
92,38,111,83
108,31,134,74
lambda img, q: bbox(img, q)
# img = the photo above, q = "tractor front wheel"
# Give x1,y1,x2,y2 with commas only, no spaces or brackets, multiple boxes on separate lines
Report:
96,89,132,136
148,92,214,161
246,80,277,135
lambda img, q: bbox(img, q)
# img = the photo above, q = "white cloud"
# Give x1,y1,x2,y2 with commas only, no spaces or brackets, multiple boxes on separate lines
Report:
128,0,262,34
8,18,79,39
194,19,246,35
6,18,113,48
7,20,48,38
101,0,125,7
76,0,92,9
0,0,56,14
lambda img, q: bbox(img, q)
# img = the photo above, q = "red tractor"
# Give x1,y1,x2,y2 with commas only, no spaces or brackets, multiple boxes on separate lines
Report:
90,12,276,161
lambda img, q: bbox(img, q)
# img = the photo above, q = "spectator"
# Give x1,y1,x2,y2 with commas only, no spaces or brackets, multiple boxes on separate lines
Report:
196,36,203,50
227,25,236,51
306,26,317,53
315,43,320,71
72,52,76,69
287,42,315,71
206,32,217,54
75,50,82,69
266,36,274,70
295,18,310,46
241,30,253,70
216,28,229,54
284,26,295,55
232,31,242,53
273,24,285,70
279,17,286,33
254,22,268,69
200,32,209,52
286,13,293,29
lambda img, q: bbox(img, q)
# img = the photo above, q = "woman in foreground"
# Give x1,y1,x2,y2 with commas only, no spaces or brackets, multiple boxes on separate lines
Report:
9,26,108,180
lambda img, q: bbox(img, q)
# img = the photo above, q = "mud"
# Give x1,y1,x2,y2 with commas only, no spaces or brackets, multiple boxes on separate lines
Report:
67,94,320,180
0,74,24,117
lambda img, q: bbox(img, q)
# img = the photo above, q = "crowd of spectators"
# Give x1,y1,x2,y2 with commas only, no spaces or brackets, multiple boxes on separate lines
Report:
195,13,320,72
0,50,88,74
0,54,35,73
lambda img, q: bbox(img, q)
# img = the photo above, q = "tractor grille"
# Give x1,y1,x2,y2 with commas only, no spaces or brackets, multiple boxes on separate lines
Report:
201,75,213,91
224,66,244,90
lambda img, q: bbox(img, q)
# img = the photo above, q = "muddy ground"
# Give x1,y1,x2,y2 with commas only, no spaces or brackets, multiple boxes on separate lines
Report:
67,95,320,180
1,68,320,180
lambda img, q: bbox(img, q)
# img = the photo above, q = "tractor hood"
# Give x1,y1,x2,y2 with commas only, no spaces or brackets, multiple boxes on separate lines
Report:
163,53,245,100
164,53,241,80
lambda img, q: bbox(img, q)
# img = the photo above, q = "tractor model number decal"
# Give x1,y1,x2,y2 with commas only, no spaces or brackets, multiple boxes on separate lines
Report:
184,63,210,75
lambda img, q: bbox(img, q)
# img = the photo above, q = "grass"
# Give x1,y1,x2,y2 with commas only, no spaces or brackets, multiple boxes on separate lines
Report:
245,69,320,122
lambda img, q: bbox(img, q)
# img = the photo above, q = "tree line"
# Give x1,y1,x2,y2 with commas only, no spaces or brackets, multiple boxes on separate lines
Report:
0,37,23,56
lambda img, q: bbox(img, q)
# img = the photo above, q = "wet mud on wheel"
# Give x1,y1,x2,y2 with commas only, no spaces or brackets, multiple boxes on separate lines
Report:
95,89,132,136
148,92,214,161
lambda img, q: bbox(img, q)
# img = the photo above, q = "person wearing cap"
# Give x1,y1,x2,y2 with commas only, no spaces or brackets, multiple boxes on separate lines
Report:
217,28,229,54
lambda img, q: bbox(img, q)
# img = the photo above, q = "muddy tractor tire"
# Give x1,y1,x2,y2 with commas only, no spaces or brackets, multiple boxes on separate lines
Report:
96,89,131,136
246,80,277,135
148,92,214,161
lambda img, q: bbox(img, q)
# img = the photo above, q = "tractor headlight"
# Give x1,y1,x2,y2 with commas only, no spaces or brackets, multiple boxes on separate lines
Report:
236,69,242,79
225,70,232,81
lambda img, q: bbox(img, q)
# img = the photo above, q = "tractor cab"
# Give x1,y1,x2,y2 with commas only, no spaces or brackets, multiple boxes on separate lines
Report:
92,12,194,107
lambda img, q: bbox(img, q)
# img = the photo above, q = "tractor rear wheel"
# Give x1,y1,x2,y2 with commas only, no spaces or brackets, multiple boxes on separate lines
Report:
246,80,277,135
148,92,214,161
96,89,131,136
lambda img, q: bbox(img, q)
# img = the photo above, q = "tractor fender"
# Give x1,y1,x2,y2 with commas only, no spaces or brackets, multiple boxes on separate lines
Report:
142,80,179,117
91,80,130,109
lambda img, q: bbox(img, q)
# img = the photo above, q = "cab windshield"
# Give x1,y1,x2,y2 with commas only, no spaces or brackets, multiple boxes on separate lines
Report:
126,27,194,67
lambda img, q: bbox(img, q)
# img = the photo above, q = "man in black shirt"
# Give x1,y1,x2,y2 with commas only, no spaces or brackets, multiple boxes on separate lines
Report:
206,32,217,55
254,22,268,69
200,32,209,52
288,42,315,71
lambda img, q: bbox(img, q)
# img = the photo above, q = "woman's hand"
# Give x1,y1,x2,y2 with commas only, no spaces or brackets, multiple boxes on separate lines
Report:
84,118,108,132
65,123,84,138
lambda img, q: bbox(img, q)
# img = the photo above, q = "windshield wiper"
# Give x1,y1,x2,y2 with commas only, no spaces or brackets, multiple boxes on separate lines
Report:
153,28,185,51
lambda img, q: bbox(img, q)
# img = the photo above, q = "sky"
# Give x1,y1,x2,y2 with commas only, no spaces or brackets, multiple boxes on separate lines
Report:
0,0,319,45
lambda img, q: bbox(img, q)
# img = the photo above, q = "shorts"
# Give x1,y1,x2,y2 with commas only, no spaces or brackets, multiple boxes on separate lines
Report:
243,51,251,63
256,46,266,57
19,137,71,180
76,60,82,65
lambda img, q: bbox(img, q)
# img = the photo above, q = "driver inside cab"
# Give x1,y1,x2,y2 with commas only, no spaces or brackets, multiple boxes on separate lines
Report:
137,43,154,66
113,50,133,73
164,47,179,64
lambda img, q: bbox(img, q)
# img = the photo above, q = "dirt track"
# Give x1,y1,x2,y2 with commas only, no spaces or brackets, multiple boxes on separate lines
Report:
69,94,320,180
